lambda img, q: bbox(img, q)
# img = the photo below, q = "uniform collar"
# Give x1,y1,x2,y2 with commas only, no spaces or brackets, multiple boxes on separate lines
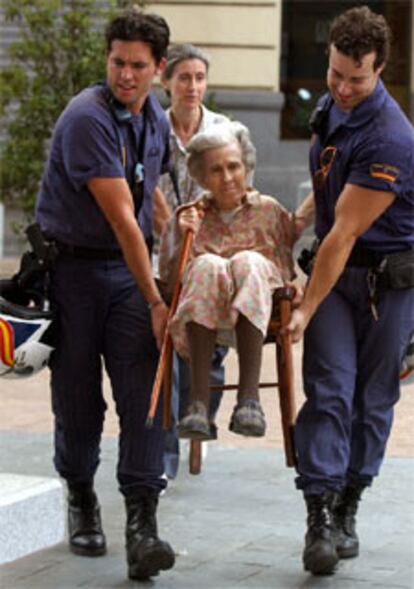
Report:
138,92,167,131
99,82,164,129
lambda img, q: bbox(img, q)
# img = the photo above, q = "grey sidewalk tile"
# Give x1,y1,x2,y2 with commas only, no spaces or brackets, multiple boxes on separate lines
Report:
0,432,413,589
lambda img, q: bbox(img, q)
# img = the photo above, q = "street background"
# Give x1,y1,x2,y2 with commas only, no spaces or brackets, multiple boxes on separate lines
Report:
1,256,413,589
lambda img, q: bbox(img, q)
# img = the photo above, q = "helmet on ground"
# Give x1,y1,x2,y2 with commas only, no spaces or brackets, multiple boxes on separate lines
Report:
0,281,54,378
0,223,58,378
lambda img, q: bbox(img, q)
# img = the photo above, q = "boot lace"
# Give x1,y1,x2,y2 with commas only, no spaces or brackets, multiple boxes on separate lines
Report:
307,493,336,533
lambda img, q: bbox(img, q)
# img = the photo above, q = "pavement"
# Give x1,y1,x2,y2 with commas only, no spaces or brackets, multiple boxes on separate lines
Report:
0,256,414,588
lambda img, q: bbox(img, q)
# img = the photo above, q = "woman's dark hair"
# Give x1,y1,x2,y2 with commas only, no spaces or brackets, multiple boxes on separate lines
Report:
329,5,392,70
162,44,210,82
105,9,170,64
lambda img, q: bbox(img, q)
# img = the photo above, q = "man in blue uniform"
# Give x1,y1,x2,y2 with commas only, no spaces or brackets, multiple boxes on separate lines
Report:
289,6,414,576
36,9,175,581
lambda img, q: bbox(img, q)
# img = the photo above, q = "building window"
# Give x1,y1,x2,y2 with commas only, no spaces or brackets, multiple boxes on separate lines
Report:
280,0,412,139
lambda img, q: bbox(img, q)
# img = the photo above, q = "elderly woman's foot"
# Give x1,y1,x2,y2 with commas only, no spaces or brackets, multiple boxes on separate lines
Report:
229,398,266,437
178,401,211,440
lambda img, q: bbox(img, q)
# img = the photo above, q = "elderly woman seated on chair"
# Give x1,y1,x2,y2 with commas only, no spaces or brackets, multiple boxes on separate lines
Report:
159,121,295,440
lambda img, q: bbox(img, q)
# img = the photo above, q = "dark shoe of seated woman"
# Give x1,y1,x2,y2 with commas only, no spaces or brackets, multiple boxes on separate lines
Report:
229,398,266,437
178,400,211,440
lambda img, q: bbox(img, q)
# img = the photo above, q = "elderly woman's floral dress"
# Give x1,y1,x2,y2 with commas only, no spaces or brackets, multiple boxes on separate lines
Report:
159,189,295,359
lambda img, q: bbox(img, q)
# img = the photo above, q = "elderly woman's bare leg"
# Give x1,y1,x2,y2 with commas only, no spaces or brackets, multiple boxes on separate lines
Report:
178,321,216,439
236,314,263,399
229,314,266,437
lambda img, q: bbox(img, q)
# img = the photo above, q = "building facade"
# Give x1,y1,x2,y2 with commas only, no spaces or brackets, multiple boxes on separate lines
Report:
1,0,413,253
151,0,414,209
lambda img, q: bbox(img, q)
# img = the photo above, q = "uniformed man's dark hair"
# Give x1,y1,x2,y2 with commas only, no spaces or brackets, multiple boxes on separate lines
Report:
105,8,170,64
329,5,392,70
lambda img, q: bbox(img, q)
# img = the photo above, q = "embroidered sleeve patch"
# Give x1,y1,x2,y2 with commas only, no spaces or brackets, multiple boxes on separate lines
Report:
370,163,400,183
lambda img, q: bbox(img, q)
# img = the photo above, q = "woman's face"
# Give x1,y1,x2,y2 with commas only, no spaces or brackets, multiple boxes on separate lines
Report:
201,141,248,210
164,58,208,110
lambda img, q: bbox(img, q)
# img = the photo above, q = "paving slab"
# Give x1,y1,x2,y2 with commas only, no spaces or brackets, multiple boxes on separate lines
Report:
0,473,64,565
0,432,413,589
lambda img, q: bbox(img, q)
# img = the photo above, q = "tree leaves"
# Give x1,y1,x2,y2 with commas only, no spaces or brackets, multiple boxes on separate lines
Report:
0,0,120,217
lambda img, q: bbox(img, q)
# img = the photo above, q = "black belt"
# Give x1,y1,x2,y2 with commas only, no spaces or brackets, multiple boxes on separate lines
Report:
303,239,385,269
56,242,123,260
56,236,154,259
346,245,384,268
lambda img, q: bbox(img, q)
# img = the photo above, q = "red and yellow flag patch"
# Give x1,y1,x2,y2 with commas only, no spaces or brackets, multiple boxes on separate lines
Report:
0,317,15,367
370,163,400,183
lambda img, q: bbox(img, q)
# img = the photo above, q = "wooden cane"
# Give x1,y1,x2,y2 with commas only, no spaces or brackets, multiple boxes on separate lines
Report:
145,228,194,428
274,287,297,467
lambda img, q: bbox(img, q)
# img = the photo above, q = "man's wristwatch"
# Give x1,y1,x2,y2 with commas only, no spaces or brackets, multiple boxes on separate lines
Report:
148,299,164,310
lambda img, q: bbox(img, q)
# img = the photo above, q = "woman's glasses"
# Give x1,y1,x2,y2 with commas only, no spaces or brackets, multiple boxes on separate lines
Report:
313,146,337,190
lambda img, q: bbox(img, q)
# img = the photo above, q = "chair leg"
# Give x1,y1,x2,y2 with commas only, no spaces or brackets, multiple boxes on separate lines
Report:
189,440,202,475
276,299,297,468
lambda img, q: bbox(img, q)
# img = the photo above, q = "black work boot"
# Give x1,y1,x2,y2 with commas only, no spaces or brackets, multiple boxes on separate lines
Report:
303,491,339,575
334,484,364,558
125,490,175,580
67,483,106,557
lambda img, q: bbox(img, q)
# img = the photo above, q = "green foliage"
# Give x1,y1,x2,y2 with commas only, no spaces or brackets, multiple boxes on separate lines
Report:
0,0,120,217
204,91,232,119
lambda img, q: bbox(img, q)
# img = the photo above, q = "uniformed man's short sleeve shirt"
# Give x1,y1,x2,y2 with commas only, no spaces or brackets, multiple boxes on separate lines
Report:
310,79,414,252
36,84,170,248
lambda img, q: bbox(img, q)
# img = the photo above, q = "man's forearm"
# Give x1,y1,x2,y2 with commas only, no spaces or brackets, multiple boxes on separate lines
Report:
300,227,356,319
294,191,315,240
87,176,164,306
153,186,171,237
114,216,163,305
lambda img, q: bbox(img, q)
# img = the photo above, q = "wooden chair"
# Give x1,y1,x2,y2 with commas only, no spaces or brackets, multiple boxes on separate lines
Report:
146,230,297,474
186,286,297,474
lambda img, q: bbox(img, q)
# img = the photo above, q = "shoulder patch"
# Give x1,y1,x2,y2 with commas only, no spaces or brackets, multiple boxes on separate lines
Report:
370,163,400,183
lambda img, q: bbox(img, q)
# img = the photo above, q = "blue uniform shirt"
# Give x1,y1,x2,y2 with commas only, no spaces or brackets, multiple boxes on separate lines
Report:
310,79,414,252
36,83,170,248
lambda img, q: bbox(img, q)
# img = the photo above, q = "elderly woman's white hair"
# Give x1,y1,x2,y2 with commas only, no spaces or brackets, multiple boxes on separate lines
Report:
186,121,256,187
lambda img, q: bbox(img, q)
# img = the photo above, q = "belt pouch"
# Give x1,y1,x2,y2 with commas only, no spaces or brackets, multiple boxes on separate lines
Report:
380,249,414,289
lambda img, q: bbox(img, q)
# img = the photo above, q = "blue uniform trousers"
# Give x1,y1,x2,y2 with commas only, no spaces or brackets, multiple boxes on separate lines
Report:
50,256,166,495
295,266,414,496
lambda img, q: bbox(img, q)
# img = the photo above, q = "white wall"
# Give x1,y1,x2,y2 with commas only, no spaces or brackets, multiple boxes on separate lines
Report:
148,0,282,91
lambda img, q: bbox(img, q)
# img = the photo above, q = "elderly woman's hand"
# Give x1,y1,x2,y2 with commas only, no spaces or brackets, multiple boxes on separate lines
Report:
178,205,204,236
